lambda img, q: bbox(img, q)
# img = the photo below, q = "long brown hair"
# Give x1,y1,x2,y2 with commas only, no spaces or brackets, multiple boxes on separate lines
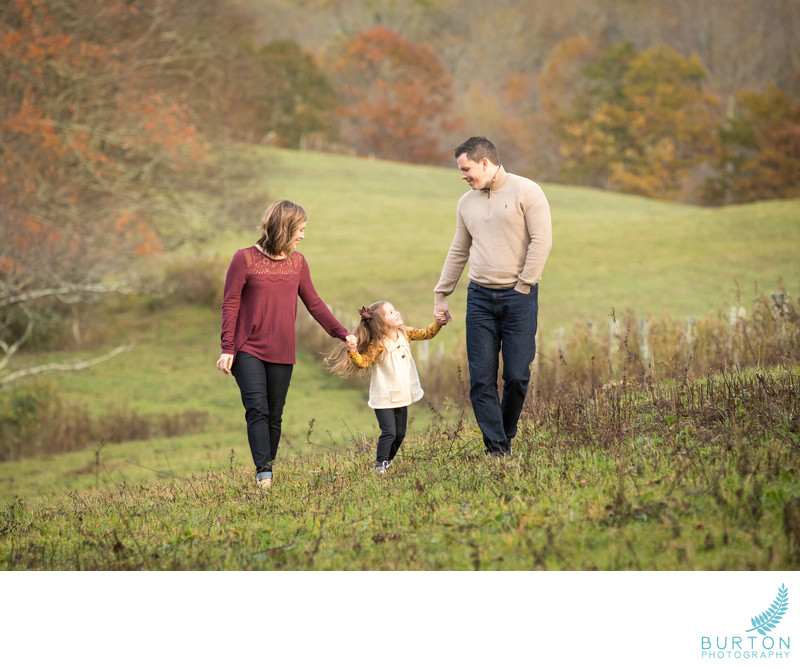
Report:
256,199,305,257
325,301,407,378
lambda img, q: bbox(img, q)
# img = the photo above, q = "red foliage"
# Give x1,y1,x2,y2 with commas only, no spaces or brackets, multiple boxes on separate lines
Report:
330,26,461,164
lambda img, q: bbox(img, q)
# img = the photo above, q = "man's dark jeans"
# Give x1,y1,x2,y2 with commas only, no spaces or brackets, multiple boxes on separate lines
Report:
232,352,293,473
465,282,538,454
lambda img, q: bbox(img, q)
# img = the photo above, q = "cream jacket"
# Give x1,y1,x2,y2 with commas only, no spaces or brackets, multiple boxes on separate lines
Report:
367,331,423,409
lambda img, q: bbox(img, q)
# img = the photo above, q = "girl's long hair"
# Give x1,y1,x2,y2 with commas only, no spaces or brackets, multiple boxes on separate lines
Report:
256,200,305,258
325,301,407,378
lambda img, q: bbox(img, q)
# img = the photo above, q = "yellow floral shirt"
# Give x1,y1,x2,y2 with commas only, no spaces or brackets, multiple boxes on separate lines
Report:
348,322,442,368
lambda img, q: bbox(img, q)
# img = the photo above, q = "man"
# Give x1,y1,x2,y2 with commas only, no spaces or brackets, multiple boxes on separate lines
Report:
433,136,552,456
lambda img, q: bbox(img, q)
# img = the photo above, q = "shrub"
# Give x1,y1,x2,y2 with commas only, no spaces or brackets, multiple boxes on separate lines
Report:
0,380,210,462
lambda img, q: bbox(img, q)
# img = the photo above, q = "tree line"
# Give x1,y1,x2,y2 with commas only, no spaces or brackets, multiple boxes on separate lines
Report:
244,0,800,205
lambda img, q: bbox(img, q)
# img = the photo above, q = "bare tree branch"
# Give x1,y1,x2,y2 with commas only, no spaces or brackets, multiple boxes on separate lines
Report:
0,283,133,309
0,340,136,389
0,303,34,373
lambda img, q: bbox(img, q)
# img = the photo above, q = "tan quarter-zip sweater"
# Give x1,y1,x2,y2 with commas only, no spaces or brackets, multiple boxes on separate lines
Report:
434,166,552,302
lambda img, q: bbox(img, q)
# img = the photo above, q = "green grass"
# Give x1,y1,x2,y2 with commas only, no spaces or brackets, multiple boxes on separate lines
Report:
3,368,798,570
1,301,388,499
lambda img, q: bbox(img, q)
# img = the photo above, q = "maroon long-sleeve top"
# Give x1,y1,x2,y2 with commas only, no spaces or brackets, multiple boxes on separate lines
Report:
221,246,349,364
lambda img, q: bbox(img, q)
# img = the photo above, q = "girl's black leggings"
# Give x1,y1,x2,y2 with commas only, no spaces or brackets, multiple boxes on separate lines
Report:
373,406,408,465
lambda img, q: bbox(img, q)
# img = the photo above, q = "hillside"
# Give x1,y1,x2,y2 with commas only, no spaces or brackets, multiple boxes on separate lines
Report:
215,146,800,343
2,145,799,501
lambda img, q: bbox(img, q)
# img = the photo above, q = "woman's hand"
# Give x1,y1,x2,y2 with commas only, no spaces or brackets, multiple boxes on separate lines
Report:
345,334,357,351
216,353,234,375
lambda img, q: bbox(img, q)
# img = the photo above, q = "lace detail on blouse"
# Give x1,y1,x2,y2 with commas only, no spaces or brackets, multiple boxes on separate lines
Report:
247,246,304,280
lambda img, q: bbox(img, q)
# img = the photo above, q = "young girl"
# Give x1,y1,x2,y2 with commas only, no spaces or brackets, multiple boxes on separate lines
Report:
327,302,446,473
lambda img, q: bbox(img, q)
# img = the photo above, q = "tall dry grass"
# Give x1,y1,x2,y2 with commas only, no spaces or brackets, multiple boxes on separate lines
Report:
298,288,799,414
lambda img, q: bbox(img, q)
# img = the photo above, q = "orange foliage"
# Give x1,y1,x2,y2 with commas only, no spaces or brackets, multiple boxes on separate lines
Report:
538,36,599,123
1,0,205,287
502,73,531,106
549,42,720,198
113,211,135,234
331,26,460,164
711,85,800,203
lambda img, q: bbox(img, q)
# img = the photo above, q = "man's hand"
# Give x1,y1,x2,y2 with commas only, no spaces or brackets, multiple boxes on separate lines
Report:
434,302,452,325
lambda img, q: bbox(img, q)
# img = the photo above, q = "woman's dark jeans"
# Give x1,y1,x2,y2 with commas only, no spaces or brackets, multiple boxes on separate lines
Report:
231,352,293,473
465,282,538,455
373,406,408,465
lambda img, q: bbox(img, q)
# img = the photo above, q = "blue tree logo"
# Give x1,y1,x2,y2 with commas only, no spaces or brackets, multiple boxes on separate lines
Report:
746,584,789,636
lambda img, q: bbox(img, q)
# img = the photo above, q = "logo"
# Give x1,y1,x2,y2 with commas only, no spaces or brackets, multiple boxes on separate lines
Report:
701,583,791,661
747,584,789,636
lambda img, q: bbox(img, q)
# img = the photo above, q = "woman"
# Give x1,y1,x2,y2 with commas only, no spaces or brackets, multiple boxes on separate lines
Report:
216,200,356,488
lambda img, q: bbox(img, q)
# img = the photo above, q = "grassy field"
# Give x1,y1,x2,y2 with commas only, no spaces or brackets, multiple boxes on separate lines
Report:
0,301,384,500
3,367,798,570
2,145,799,572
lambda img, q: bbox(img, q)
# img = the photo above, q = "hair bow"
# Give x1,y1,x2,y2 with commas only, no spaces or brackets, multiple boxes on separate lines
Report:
358,306,372,321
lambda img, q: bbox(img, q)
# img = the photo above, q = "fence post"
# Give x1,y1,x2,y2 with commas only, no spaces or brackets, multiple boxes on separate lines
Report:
609,319,620,376
554,327,565,355
771,291,789,343
554,327,565,384
728,306,745,366
417,339,430,368
684,316,695,367
770,291,788,318
638,318,651,370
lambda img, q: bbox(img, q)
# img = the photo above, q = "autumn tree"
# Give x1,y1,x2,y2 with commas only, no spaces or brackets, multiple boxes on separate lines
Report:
249,39,338,148
552,42,720,199
534,35,601,180
0,0,212,385
546,41,634,188
140,6,314,145
703,84,800,204
329,25,460,164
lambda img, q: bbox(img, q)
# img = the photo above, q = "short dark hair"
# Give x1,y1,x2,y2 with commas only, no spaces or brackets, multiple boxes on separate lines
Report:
454,136,500,165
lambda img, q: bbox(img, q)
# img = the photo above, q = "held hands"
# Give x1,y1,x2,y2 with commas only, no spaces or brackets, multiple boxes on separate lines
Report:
434,302,452,325
345,334,357,351
216,353,234,375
